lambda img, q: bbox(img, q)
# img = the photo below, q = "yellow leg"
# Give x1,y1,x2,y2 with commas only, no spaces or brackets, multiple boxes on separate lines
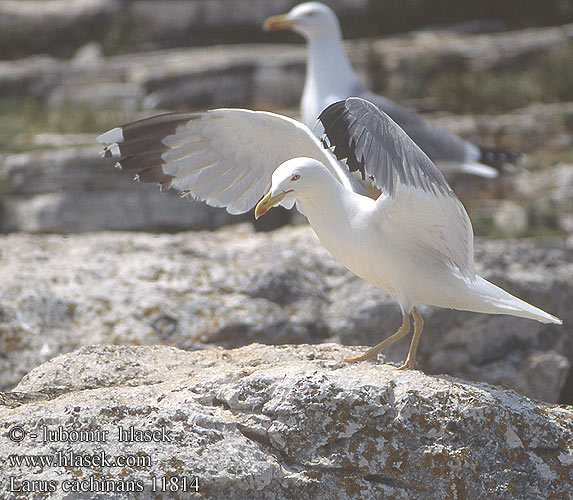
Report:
342,313,411,363
398,308,424,370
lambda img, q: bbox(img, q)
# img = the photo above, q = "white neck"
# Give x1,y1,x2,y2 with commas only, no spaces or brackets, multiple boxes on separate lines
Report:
301,31,361,127
297,168,370,253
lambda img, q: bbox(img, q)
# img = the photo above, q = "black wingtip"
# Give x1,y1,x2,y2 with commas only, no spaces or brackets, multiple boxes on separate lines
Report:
318,97,455,197
318,99,367,179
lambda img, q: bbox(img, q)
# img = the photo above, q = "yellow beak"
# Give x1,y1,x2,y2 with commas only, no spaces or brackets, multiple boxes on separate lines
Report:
254,189,291,219
263,14,292,31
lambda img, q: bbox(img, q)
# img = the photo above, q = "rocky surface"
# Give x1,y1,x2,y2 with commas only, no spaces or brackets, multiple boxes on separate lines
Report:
0,225,570,403
1,0,570,59
0,145,246,233
0,343,571,499
2,24,572,111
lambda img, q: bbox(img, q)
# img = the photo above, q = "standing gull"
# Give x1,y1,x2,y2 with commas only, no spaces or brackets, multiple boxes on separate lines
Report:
264,2,520,178
97,97,560,369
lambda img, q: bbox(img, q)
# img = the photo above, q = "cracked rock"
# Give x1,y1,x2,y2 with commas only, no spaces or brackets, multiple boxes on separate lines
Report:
1,343,571,500
0,226,570,404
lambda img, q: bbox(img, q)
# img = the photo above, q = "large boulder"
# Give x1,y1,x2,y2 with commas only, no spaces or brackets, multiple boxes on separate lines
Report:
0,226,570,403
1,343,571,500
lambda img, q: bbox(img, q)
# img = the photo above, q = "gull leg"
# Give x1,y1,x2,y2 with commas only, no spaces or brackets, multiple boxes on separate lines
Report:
342,313,411,363
398,308,424,370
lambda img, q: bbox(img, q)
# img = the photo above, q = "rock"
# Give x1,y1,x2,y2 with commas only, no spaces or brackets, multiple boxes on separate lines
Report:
514,162,573,208
0,0,369,58
0,343,571,500
1,25,572,114
424,102,573,156
70,42,104,68
3,0,572,60
476,199,529,238
0,146,247,233
0,226,570,404
1,102,572,235
0,0,120,58
371,24,573,92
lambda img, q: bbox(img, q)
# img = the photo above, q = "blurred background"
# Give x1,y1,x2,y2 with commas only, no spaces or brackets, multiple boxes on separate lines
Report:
0,0,572,403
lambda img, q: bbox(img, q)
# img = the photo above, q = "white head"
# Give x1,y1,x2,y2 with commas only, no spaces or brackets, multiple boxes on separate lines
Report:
263,2,341,41
254,157,328,218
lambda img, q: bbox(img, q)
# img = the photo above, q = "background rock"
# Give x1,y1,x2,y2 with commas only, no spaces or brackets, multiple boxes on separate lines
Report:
0,226,570,404
2,25,572,111
1,0,571,59
0,343,571,500
1,24,571,235
0,146,246,233
0,0,371,58
0,0,120,58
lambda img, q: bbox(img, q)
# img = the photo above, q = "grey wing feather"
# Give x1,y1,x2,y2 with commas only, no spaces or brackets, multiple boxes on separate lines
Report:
318,97,476,279
359,90,479,165
318,97,453,198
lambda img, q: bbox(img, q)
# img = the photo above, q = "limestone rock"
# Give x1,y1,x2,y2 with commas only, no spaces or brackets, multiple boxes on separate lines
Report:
0,146,246,233
1,25,571,114
0,0,120,58
0,226,570,404
1,344,571,500
372,24,573,93
0,0,369,58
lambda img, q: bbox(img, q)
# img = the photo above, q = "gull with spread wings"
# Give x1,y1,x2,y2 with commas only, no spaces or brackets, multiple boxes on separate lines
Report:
98,97,560,369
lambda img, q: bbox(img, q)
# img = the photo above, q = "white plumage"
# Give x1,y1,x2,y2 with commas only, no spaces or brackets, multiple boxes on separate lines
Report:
98,108,365,215
97,97,560,369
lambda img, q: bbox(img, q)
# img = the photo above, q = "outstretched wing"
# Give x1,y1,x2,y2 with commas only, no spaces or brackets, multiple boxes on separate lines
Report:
319,97,475,279
97,109,358,215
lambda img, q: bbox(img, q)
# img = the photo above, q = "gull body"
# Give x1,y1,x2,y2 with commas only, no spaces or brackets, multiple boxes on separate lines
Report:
259,158,560,324
264,2,520,177
98,97,560,369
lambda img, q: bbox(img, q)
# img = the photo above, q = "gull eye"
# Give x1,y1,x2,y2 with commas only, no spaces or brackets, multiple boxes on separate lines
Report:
291,174,300,181
305,11,316,17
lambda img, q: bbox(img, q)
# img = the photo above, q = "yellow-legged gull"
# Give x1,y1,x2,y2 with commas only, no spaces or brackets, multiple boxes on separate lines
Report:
97,97,561,369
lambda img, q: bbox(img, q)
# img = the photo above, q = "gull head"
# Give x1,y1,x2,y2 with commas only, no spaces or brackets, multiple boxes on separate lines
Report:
255,157,324,219
263,2,339,40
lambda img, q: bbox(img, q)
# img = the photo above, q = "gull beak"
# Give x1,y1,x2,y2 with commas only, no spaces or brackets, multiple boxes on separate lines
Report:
254,189,291,219
263,14,292,31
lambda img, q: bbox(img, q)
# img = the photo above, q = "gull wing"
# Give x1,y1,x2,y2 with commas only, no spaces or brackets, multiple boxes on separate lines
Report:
319,97,475,279
97,109,360,215
359,90,489,168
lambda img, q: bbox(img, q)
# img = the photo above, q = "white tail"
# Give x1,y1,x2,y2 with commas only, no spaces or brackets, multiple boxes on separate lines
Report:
467,276,562,324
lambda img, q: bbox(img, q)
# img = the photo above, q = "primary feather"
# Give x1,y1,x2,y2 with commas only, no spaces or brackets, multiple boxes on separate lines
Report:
98,108,366,215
